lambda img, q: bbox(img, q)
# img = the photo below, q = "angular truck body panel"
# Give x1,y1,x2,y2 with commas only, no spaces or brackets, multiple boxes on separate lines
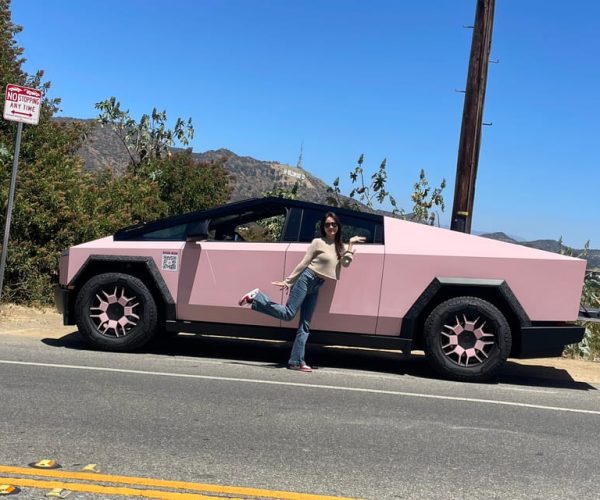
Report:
63,237,185,303
379,217,586,324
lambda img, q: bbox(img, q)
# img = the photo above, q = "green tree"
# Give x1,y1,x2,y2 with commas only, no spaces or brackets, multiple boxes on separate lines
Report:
327,154,446,225
410,168,447,225
139,151,231,217
95,98,231,218
85,170,167,236
263,180,300,200
1,120,93,302
0,0,23,85
95,97,194,170
254,181,300,241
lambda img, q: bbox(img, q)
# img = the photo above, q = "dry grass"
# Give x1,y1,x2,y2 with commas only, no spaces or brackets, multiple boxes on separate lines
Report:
0,303,73,338
1,303,58,322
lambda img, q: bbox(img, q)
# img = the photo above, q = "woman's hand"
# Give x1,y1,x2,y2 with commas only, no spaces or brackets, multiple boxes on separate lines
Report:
272,281,290,294
347,235,366,254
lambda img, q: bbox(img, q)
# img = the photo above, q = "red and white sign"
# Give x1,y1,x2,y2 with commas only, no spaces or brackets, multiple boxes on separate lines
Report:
3,84,42,125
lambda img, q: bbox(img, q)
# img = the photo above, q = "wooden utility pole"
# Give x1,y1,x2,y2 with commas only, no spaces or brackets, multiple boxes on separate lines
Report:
450,0,496,233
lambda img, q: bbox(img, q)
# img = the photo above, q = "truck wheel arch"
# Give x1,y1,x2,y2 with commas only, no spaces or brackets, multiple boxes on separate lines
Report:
68,255,176,322
400,278,531,356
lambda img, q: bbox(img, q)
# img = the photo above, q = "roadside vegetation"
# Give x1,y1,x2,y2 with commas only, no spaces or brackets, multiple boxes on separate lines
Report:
566,275,600,361
325,154,447,226
561,241,600,360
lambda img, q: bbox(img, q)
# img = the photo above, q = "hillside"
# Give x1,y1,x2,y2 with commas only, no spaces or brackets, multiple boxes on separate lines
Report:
191,148,334,204
74,119,337,205
69,119,598,267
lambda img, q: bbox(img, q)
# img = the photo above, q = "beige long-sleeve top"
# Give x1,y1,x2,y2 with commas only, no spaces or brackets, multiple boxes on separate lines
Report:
284,237,354,285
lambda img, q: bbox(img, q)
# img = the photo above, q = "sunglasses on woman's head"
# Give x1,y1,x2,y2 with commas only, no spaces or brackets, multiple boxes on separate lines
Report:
324,222,338,228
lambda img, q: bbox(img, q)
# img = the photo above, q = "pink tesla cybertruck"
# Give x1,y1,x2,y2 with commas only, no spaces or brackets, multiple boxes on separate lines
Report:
56,197,589,381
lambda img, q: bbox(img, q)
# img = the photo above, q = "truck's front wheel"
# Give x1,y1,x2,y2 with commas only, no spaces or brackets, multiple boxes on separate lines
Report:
75,272,158,352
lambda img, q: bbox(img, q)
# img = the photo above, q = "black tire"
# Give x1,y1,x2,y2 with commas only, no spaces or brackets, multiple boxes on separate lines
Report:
75,272,158,352
423,296,512,382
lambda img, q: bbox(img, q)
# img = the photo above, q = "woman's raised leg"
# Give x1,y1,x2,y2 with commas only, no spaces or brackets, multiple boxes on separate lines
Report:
251,271,309,321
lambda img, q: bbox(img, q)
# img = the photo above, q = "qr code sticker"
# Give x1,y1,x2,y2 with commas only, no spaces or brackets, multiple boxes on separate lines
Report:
162,253,178,272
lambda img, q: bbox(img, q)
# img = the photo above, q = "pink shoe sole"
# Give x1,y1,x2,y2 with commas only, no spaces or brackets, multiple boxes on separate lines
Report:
288,364,313,373
238,288,259,306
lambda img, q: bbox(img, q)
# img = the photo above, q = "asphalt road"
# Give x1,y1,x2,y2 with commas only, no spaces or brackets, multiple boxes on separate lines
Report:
0,331,599,499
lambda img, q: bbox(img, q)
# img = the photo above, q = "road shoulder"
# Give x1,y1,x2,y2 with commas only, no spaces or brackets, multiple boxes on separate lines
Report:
2,303,599,384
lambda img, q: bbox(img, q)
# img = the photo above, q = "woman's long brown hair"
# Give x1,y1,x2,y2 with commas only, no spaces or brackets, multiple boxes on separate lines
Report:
320,212,344,259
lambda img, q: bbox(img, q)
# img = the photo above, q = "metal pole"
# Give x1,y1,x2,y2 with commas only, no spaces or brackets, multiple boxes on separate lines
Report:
450,0,495,233
0,121,23,302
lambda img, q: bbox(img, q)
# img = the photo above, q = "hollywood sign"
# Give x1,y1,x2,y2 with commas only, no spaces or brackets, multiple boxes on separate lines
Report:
284,169,306,180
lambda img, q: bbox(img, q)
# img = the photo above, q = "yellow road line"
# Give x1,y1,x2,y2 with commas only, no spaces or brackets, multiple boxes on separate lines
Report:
0,477,242,499
0,466,357,500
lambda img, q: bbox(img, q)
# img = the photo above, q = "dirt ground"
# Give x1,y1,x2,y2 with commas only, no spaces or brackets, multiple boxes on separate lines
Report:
1,304,600,384
0,303,75,338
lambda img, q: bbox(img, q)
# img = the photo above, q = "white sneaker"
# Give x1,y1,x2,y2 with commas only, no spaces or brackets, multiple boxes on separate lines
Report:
238,288,259,306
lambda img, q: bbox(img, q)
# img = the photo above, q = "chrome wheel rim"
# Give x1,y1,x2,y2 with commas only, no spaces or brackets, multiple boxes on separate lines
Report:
89,286,140,338
441,313,496,366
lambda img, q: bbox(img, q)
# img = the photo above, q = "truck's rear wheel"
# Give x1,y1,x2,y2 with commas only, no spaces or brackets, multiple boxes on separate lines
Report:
423,296,512,381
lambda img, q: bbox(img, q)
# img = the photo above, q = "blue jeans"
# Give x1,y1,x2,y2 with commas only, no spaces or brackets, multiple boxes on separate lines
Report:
251,268,325,365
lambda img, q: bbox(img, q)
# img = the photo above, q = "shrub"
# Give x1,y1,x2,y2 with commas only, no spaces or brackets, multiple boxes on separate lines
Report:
560,241,600,360
139,151,231,217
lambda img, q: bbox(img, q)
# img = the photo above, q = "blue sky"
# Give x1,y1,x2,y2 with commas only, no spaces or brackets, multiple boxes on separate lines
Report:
10,0,600,248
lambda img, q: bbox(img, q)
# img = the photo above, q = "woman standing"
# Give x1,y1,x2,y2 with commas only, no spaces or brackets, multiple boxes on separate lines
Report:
238,212,366,372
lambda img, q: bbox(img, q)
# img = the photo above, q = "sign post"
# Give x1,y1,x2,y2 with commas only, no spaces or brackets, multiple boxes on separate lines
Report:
0,84,42,301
